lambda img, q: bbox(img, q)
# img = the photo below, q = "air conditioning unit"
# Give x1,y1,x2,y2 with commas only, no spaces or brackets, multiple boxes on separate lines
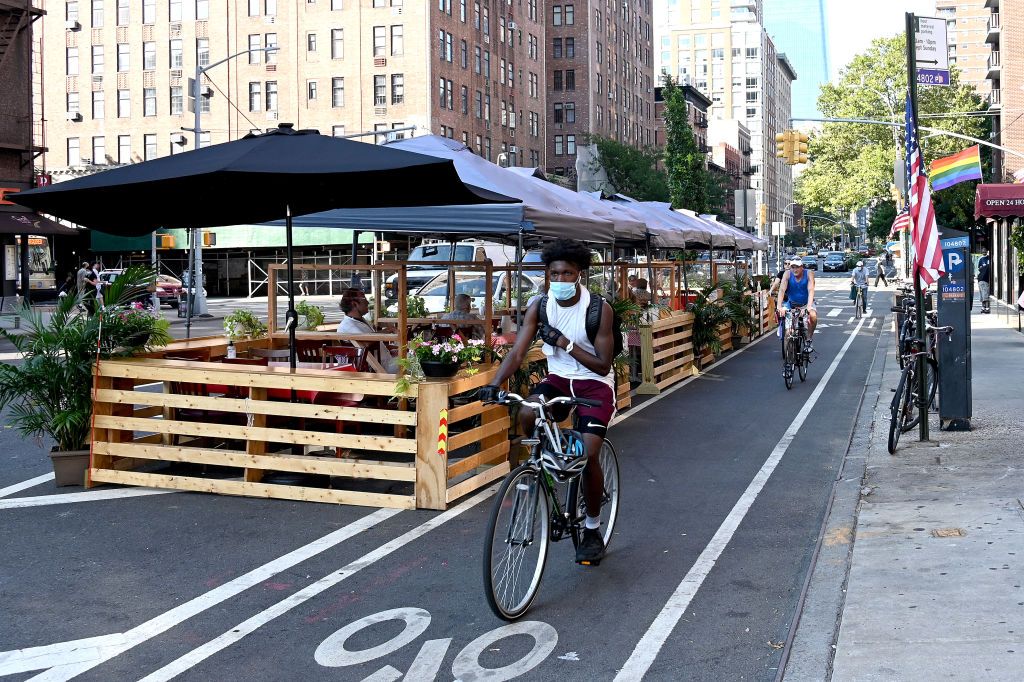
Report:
169,22,182,32
266,63,277,72
170,69,182,78
92,75,103,84
508,145,519,153
66,111,83,122
509,21,517,29
65,20,81,31
264,16,276,24
374,106,387,116
374,57,386,67
392,6,403,14
267,110,279,120
484,34,490,44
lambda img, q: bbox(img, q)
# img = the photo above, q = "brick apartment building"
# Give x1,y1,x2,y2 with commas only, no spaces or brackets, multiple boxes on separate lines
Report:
545,0,656,177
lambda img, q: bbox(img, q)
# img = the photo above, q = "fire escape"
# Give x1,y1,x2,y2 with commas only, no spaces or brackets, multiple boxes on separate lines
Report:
0,0,47,170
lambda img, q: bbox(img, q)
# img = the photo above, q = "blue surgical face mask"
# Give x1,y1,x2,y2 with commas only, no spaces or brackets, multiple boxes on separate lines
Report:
549,276,579,301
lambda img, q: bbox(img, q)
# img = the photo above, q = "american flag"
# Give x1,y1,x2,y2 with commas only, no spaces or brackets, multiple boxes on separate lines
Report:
905,94,945,285
889,209,910,239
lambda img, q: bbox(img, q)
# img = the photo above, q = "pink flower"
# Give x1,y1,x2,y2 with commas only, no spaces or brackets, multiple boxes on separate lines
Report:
431,344,442,355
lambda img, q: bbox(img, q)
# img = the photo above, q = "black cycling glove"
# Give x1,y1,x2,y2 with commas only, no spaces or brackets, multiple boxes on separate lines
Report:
537,322,565,348
478,385,502,403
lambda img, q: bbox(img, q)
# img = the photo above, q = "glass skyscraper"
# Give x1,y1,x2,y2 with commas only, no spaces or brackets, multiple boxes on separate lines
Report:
764,0,830,119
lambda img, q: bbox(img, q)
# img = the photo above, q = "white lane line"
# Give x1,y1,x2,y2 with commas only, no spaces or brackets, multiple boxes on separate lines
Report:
0,635,127,676
614,331,773,426
0,487,176,510
0,351,26,360
848,316,855,324
134,487,497,682
23,508,400,680
614,316,867,681
868,318,877,328
826,308,842,318
0,473,55,499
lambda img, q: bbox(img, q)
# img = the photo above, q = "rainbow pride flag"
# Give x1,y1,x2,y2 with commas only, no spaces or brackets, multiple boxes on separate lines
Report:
929,145,982,191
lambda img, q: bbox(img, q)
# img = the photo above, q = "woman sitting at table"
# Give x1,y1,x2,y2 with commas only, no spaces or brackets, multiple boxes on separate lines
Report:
337,288,398,373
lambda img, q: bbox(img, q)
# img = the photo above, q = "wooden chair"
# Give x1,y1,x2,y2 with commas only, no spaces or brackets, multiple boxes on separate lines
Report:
320,345,366,372
295,339,326,363
250,348,291,360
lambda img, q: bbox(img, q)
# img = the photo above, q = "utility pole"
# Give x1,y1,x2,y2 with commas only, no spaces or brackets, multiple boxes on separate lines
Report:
906,12,930,443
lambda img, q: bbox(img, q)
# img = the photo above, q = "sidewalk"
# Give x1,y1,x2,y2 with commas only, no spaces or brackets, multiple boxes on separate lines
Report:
830,309,1024,680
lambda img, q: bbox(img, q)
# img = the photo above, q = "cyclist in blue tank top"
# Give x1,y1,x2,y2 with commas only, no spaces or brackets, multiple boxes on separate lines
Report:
776,257,818,350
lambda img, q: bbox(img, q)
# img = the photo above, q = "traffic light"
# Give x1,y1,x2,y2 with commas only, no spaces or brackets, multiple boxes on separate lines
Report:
157,234,175,249
775,130,809,165
201,231,216,247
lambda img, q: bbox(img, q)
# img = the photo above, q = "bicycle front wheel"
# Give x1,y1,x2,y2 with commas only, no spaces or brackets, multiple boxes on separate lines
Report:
483,465,551,620
568,439,621,551
798,343,808,382
784,337,796,390
855,291,863,319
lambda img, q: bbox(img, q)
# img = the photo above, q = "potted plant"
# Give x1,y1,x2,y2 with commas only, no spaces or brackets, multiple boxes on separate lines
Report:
295,300,325,330
0,266,171,486
720,276,755,345
688,285,727,365
224,309,268,341
408,333,486,378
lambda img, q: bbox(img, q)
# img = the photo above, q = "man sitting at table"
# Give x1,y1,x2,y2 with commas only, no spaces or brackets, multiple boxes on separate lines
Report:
446,293,482,339
337,288,398,373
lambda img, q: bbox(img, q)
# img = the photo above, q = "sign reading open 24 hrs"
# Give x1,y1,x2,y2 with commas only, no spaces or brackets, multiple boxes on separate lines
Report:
915,16,950,86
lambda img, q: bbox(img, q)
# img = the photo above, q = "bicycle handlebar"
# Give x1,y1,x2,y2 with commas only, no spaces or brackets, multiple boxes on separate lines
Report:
486,391,603,409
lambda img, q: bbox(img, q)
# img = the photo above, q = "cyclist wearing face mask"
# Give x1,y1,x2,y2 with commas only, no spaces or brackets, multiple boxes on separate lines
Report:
480,238,616,565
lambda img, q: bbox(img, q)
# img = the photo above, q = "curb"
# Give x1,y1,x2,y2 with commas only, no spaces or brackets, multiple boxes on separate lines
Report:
780,314,893,681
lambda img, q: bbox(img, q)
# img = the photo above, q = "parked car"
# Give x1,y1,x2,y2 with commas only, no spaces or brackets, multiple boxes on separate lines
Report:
402,270,544,315
823,253,848,272
383,240,519,303
801,255,818,270
155,275,183,308
818,249,829,258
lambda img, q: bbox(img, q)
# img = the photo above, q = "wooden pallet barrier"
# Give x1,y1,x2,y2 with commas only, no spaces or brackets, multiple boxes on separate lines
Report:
636,310,696,395
88,358,506,510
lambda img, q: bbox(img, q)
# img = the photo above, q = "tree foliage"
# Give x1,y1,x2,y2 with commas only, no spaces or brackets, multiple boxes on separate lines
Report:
795,35,988,226
587,135,669,201
663,77,710,213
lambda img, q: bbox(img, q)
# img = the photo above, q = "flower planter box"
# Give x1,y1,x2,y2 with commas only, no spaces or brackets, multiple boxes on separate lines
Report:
50,449,90,487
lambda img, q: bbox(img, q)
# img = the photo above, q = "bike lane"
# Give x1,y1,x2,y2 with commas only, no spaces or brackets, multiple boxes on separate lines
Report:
62,294,884,681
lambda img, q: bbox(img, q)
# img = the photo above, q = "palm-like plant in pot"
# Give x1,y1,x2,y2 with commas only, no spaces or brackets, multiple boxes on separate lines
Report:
688,284,728,363
719,275,755,343
0,266,171,486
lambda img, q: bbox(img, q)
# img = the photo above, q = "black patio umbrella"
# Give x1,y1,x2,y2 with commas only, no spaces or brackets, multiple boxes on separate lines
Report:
16,124,517,367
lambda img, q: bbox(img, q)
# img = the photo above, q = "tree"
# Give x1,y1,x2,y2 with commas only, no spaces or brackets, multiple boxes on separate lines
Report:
795,35,988,225
662,76,710,213
705,171,731,223
586,135,669,201
867,200,897,242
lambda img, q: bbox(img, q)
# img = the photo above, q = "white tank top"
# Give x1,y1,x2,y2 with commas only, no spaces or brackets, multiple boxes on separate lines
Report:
542,287,615,390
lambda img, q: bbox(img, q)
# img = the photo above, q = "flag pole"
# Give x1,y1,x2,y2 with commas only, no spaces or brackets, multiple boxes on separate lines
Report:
906,11,930,442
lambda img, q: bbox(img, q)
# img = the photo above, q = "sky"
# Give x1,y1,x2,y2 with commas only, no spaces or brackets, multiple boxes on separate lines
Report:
826,0,937,81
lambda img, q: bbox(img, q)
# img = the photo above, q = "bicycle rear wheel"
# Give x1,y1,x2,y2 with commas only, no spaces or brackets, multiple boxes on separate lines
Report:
784,337,795,390
926,356,938,408
888,368,911,453
483,465,551,620
798,334,808,382
568,439,621,551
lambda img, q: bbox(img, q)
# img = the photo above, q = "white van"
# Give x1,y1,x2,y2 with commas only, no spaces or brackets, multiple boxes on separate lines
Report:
383,240,518,302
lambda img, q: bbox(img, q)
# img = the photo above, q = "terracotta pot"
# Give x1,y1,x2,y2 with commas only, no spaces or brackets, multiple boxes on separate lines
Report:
49,448,90,487
420,360,461,378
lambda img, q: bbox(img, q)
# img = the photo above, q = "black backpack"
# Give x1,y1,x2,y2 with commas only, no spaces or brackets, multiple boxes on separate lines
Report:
538,293,624,359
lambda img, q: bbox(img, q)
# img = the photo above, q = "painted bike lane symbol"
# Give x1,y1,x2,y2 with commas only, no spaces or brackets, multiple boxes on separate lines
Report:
314,607,558,681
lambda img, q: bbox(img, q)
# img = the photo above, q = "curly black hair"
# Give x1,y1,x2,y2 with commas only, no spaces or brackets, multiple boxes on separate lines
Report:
541,238,591,271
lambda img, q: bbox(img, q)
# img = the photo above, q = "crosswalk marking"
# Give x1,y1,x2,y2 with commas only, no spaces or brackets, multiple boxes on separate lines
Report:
827,308,842,318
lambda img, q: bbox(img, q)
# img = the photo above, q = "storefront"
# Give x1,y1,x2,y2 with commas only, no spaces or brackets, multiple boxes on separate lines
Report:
974,184,1024,320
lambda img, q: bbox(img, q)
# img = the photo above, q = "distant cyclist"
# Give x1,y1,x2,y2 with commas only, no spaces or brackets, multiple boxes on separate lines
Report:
776,257,817,352
479,238,616,565
850,260,869,314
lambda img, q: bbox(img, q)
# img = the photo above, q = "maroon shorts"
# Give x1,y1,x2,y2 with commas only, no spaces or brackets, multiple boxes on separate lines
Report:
533,374,614,436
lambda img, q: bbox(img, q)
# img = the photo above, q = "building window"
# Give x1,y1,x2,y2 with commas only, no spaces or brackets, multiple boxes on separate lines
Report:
552,70,562,90
445,32,453,62
265,80,278,112
307,80,317,100
391,25,403,55
197,38,209,67
67,1,79,21
67,137,81,166
307,33,317,52
553,38,562,59
265,34,277,63
117,89,130,118
391,74,404,104
91,91,104,119
143,42,156,69
565,4,573,24
196,0,209,20
332,125,346,137
483,50,490,78
460,85,468,114
116,0,128,25
92,136,106,164
170,86,183,114
248,82,261,111
91,0,103,26
265,0,276,16
249,35,261,63
332,28,344,58
169,0,182,22
66,47,79,75
474,46,481,74
373,75,386,105
529,72,538,98
169,39,183,68
91,45,103,73
460,39,467,68
474,90,482,118
140,0,155,22
248,0,259,15
332,77,345,106
566,37,574,59
565,102,575,123
117,135,131,164
553,103,562,123
144,134,157,160
552,5,561,25
554,135,563,155
566,134,576,155
116,43,129,72
144,88,157,116
373,26,386,57
66,91,80,114
565,69,575,90
331,0,343,9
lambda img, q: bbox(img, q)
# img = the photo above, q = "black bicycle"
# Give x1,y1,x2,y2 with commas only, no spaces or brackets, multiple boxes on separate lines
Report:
887,320,953,454
782,307,811,390
482,392,620,620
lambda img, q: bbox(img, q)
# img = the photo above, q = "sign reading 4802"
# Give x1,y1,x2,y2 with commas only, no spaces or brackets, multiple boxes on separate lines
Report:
914,16,950,87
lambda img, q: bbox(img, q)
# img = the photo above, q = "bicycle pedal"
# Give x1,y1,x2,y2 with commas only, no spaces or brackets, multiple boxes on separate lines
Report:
576,558,601,567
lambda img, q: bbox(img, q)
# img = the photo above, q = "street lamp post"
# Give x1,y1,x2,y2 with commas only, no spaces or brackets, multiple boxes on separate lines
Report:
187,46,279,319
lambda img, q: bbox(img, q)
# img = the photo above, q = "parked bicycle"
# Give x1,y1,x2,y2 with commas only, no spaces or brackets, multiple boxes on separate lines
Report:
482,391,620,620
887,319,953,454
782,306,812,390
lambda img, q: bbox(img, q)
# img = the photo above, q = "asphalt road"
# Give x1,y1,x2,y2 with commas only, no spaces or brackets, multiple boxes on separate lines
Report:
0,274,889,681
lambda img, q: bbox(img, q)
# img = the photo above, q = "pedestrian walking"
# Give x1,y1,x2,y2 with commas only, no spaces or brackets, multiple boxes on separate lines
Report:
977,249,991,313
75,261,91,294
874,251,892,287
